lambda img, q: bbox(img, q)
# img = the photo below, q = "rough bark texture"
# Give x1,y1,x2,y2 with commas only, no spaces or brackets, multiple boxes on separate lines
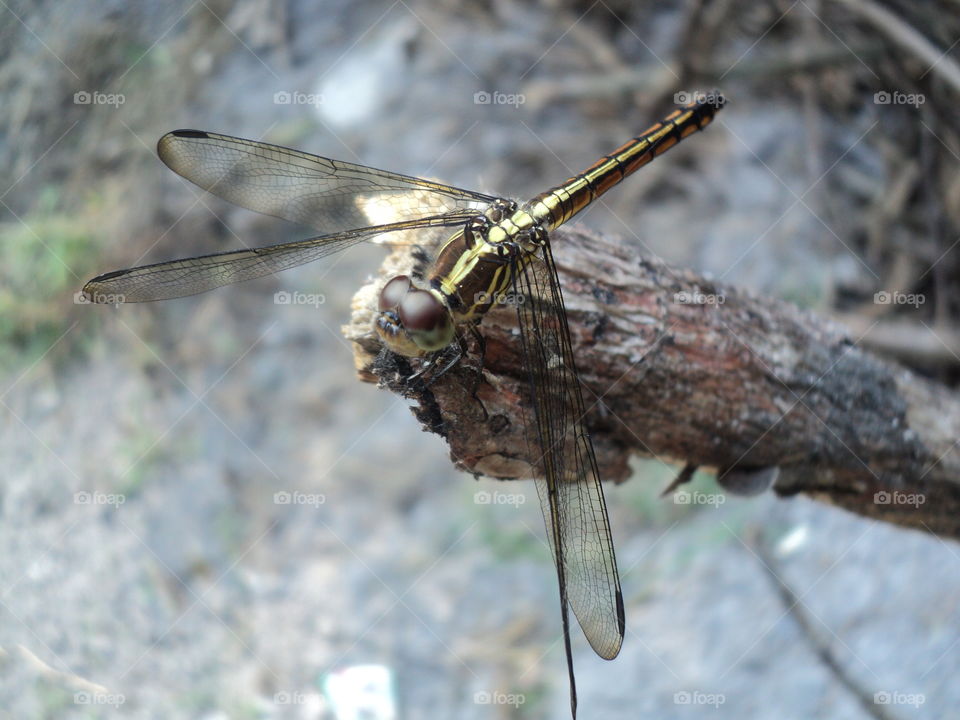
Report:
343,226,960,539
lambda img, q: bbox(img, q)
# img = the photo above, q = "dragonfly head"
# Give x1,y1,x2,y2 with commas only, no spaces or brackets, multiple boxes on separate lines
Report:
375,275,455,356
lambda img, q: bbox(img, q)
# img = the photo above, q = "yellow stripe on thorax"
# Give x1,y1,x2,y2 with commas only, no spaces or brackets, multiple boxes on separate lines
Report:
435,209,538,320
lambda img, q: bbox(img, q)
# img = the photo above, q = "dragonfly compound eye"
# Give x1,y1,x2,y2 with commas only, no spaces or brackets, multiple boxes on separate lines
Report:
398,289,454,351
398,289,445,331
378,274,412,311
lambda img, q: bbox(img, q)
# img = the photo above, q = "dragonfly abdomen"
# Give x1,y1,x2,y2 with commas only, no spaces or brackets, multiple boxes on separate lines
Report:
526,98,722,230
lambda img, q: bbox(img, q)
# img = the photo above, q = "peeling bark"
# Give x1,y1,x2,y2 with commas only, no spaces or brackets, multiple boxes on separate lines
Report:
343,226,960,539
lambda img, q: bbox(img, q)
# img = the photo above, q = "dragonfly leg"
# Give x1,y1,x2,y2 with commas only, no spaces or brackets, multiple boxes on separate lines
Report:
467,322,486,373
464,324,489,419
408,353,441,382
463,215,491,249
528,224,548,247
403,327,488,418
418,342,464,386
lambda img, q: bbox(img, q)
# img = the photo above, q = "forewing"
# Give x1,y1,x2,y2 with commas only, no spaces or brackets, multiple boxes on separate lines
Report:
82,214,474,302
157,130,496,234
512,238,625,663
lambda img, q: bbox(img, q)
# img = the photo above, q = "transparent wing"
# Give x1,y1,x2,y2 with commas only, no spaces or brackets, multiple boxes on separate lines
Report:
157,130,496,233
512,236,624,713
82,213,475,303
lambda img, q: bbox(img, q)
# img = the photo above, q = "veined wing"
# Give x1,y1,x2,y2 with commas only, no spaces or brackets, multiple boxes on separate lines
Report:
157,130,496,234
82,213,475,303
512,236,624,716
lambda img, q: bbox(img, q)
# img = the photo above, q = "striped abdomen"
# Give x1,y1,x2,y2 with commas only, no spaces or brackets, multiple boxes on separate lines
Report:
525,98,721,230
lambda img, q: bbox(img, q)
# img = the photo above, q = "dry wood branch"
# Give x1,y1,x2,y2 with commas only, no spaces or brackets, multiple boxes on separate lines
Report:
344,226,960,539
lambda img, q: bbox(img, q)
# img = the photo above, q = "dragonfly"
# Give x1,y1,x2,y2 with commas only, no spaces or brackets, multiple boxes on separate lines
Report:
82,96,723,717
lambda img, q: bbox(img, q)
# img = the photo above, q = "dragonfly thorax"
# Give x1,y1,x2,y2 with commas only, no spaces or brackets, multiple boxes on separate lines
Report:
375,274,455,356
